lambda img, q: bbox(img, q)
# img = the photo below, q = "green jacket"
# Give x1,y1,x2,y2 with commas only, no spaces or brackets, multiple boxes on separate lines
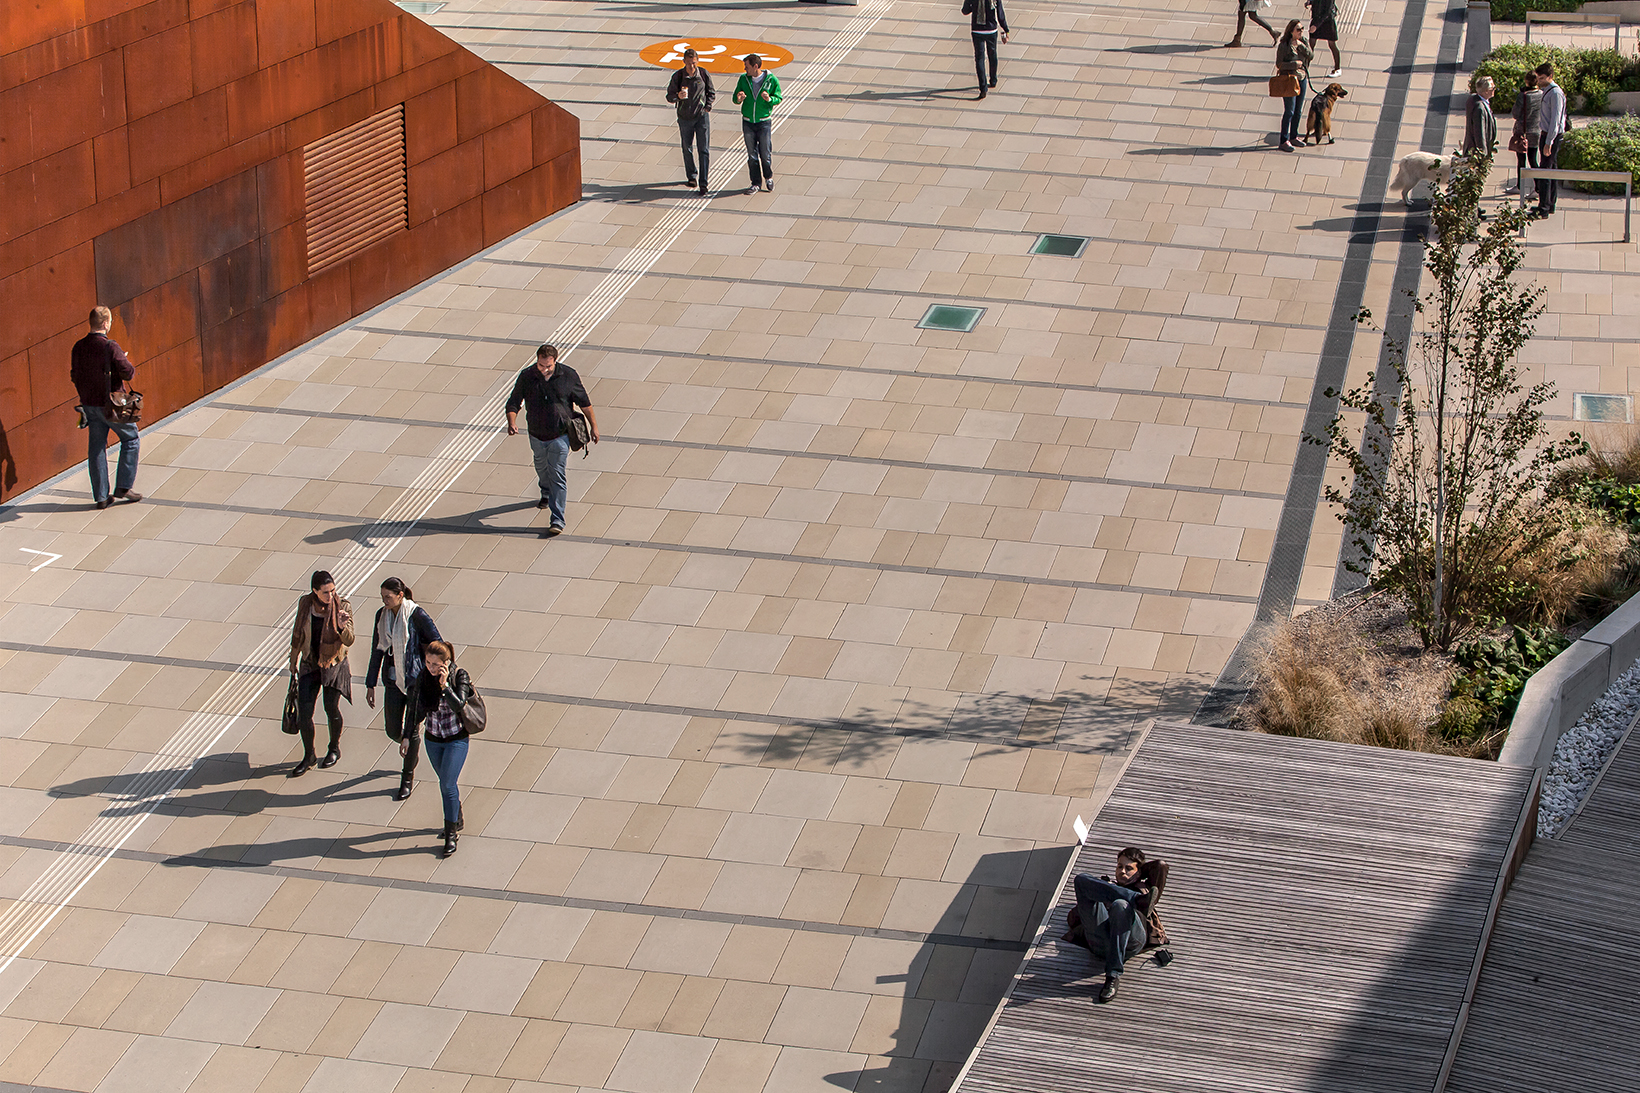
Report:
733,71,782,122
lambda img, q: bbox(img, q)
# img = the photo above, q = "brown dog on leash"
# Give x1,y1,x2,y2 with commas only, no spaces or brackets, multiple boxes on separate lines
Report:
1304,83,1348,145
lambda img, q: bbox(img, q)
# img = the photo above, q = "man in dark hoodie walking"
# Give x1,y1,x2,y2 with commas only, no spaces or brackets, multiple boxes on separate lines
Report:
665,48,715,195
962,0,1009,98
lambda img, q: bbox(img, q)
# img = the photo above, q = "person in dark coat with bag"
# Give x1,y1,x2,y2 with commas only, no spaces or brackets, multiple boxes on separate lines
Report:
403,640,475,857
961,0,1009,99
365,576,442,801
666,48,715,195
1274,20,1312,153
287,570,355,777
504,344,598,536
69,306,143,510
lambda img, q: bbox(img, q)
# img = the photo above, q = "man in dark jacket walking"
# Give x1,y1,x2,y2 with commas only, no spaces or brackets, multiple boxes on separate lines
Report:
69,306,143,510
666,48,715,196
505,344,598,536
962,0,1009,98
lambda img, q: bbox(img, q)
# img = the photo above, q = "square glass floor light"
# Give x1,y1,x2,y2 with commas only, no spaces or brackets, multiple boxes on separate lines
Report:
917,304,985,332
395,1,446,12
1574,393,1633,423
1031,233,1090,258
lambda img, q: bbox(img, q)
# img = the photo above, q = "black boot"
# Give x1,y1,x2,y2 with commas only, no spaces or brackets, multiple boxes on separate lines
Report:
290,754,316,777
1098,975,1120,1003
442,824,459,858
318,724,341,768
454,806,465,832
395,773,414,801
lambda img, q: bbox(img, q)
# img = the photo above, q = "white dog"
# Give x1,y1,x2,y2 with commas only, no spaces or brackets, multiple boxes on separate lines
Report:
1393,151,1468,207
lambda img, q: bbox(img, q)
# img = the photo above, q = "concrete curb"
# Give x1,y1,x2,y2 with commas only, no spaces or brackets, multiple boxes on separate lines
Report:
1498,592,1640,768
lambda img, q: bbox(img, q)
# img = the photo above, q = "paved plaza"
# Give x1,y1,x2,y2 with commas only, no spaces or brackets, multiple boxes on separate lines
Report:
1,1,1638,1091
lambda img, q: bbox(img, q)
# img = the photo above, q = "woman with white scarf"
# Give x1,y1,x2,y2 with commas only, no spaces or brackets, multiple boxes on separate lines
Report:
364,577,443,801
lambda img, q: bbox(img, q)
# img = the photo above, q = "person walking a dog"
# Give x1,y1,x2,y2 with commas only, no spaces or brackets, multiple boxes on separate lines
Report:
1275,20,1312,153
70,306,143,510
1228,0,1279,47
961,0,1009,98
666,48,714,196
1306,0,1342,77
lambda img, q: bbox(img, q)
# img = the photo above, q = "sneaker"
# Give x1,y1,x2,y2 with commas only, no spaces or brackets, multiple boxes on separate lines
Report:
1327,68,1342,78
763,179,773,192
1098,976,1120,1003
546,524,564,537
746,185,759,195
1502,179,1519,193
1280,141,1294,152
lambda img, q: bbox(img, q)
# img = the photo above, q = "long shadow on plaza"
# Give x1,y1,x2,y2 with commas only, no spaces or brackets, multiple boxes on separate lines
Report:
303,500,545,546
50,751,398,819
825,845,1076,1092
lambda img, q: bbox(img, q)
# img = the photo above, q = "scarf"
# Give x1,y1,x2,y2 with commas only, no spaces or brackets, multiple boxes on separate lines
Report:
376,598,417,693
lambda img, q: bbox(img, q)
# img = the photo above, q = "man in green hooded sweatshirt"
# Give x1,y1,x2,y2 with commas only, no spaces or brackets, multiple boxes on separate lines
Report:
732,53,782,194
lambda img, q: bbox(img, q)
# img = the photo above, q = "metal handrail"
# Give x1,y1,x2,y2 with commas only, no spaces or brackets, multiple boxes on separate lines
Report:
1523,10,1624,51
1517,167,1633,242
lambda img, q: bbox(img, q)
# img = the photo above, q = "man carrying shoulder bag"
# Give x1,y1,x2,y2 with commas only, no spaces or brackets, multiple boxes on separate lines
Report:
69,305,143,510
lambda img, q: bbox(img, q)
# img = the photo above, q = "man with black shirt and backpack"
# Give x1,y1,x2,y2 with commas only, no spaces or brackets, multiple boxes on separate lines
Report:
666,48,715,195
505,344,598,536
70,306,143,510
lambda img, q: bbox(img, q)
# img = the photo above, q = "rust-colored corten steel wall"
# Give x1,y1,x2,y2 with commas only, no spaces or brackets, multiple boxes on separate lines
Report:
0,0,580,501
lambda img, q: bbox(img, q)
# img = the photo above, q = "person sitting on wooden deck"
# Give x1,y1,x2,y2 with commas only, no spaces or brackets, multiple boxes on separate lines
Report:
1063,847,1169,1003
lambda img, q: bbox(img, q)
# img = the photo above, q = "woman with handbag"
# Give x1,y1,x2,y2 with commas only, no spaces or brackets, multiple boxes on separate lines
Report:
365,577,442,801
287,571,355,777
1504,76,1542,194
1274,20,1312,153
1228,0,1278,48
403,641,479,857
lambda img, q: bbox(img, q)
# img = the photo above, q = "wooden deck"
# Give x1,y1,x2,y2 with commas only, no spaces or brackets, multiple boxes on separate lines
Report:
1443,716,1640,1093
952,722,1537,1093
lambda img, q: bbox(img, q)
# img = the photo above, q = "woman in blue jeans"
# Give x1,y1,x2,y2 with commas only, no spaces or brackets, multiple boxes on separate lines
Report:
403,640,474,857
1275,19,1312,152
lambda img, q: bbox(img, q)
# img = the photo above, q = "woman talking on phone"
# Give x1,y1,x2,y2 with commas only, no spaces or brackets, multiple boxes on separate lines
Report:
403,641,474,857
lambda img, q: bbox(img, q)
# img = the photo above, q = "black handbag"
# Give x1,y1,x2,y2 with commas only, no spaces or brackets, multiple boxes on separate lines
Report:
280,676,300,734
105,358,142,424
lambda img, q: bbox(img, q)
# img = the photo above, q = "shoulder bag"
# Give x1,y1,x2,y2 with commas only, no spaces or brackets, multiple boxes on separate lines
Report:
1269,73,1301,97
568,407,592,454
104,357,142,425
457,683,487,735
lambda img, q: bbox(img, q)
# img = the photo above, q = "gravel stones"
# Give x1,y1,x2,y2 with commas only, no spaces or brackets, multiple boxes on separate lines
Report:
1539,659,1640,837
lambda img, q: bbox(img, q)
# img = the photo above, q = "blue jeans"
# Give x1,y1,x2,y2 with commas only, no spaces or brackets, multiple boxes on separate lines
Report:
1280,77,1308,144
1074,874,1147,977
679,114,710,185
424,735,468,827
742,119,773,185
84,405,139,504
529,433,570,527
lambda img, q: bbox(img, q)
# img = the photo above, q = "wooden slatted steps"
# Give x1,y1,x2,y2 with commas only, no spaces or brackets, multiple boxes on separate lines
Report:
1443,724,1640,1093
952,721,1537,1093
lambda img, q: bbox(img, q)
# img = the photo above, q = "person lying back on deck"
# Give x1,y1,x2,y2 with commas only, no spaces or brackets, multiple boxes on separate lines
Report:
1068,847,1163,1004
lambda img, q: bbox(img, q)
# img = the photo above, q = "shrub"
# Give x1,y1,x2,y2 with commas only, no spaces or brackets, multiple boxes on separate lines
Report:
1560,114,1640,192
1450,625,1572,736
1493,506,1627,626
1435,695,1486,740
1475,43,1627,115
1491,0,1582,22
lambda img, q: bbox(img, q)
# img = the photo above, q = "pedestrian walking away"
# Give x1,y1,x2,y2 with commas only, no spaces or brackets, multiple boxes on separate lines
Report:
1306,0,1342,76
70,306,143,510
1533,62,1567,218
403,641,475,857
1504,75,1542,194
733,54,781,194
961,0,1009,98
287,570,355,777
505,343,598,535
1275,20,1312,152
365,576,443,801
1228,0,1279,47
666,47,715,196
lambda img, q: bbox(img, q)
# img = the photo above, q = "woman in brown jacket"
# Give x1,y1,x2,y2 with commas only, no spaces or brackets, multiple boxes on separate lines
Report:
287,570,355,776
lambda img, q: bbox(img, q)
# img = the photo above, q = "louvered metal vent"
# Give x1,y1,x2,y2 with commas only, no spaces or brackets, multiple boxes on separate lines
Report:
303,105,408,275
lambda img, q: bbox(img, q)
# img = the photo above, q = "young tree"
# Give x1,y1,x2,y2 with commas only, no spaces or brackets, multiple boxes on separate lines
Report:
1313,150,1585,650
